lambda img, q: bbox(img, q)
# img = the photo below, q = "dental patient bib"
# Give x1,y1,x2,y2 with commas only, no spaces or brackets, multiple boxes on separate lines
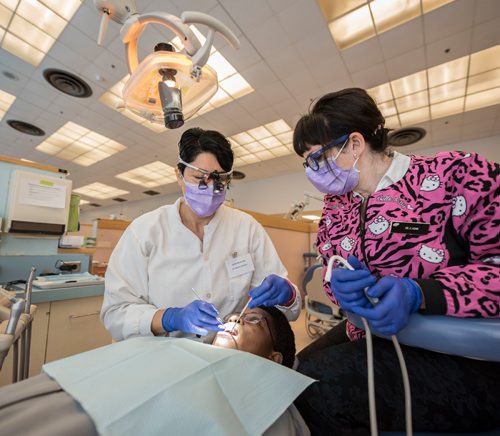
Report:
43,337,314,436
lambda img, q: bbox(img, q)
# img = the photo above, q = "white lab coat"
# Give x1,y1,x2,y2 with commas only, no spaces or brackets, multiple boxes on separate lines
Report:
101,198,301,341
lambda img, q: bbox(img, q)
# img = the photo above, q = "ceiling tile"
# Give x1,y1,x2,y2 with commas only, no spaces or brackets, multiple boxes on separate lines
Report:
378,17,424,60
474,0,500,24
425,28,472,68
386,47,426,80
471,16,500,53
351,62,389,89
340,38,385,74
423,0,475,44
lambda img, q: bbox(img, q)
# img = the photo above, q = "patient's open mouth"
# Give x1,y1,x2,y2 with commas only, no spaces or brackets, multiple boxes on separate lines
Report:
221,322,238,336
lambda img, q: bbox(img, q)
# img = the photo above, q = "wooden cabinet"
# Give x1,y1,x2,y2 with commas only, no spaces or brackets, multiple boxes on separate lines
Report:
91,219,131,276
45,296,112,362
0,296,112,387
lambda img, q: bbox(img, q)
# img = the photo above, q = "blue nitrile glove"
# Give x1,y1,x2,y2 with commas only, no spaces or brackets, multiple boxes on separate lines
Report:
330,255,377,311
161,300,223,336
248,275,294,308
351,277,422,336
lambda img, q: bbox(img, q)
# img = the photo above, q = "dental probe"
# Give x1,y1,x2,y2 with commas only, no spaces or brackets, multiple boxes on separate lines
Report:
191,288,223,324
230,297,252,334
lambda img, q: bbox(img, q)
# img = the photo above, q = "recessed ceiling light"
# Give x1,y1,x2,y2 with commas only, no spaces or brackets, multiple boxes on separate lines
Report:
368,45,500,129
116,161,177,188
230,119,294,167
36,122,126,166
0,0,82,66
0,88,16,121
319,0,454,50
73,182,129,200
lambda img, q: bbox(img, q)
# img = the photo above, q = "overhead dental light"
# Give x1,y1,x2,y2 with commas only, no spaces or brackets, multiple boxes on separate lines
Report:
94,0,240,129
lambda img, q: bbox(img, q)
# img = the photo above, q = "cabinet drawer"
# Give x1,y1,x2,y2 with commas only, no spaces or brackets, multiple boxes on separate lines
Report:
45,296,112,363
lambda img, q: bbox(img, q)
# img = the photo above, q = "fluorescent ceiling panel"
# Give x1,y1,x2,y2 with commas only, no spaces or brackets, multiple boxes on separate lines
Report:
35,121,126,166
0,88,16,121
100,25,253,130
367,45,500,129
321,0,454,50
229,120,294,167
73,182,129,200
115,161,177,188
0,0,82,66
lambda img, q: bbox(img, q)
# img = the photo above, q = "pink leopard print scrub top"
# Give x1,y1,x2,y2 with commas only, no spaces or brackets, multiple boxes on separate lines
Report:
316,151,500,340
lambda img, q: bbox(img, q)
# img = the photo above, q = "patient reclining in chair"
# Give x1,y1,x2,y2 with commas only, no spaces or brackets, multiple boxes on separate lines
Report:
0,306,312,435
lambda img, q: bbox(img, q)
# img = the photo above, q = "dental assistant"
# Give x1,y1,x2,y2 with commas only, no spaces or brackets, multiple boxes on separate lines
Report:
292,88,500,433
101,128,300,342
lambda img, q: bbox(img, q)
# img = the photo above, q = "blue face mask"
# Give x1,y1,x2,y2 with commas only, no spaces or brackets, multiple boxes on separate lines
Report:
304,136,360,195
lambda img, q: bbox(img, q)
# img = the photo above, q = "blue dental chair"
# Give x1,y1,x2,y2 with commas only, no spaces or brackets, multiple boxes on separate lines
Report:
348,312,500,435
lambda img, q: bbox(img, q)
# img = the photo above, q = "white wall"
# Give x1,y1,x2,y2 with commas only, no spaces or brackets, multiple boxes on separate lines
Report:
80,134,500,223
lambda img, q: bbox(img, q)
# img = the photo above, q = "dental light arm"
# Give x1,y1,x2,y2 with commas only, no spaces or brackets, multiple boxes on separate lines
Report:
121,12,201,74
181,11,240,79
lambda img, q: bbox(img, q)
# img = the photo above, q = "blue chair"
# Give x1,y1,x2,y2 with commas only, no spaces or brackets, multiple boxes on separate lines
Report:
348,313,500,362
348,313,500,435
302,263,345,338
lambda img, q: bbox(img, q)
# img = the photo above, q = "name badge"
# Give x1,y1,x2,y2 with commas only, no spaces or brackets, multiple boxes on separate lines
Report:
391,221,430,235
225,253,255,278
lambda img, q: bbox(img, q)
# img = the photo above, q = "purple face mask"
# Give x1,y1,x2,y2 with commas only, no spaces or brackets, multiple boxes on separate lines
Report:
305,150,359,195
183,181,226,217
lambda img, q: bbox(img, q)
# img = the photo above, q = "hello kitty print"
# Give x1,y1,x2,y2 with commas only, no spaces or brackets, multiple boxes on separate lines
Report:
317,151,500,322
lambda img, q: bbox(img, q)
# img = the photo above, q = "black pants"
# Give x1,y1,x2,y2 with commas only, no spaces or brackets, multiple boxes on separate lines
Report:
295,321,500,435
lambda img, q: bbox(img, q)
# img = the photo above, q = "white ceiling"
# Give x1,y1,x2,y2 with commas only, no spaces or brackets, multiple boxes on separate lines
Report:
1,0,499,208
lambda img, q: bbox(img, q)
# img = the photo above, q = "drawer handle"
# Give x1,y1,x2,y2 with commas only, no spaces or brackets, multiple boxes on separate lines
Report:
69,311,100,319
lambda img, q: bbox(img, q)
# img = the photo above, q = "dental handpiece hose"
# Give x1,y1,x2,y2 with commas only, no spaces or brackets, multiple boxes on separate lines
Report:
326,256,413,436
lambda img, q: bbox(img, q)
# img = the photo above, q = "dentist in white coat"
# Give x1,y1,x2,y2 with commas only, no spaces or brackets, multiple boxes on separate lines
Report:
101,128,301,341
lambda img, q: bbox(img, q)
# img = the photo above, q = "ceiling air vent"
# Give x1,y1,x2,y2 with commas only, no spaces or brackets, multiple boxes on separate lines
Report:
43,68,92,98
143,190,160,196
388,127,426,147
89,203,102,207
7,120,45,136
232,170,246,180
113,197,127,202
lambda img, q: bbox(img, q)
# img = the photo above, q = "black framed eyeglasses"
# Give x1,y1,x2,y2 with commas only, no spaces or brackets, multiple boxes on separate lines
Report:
224,312,275,348
303,134,349,171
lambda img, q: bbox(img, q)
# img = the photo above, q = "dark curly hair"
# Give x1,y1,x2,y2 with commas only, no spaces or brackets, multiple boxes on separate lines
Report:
261,306,296,368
